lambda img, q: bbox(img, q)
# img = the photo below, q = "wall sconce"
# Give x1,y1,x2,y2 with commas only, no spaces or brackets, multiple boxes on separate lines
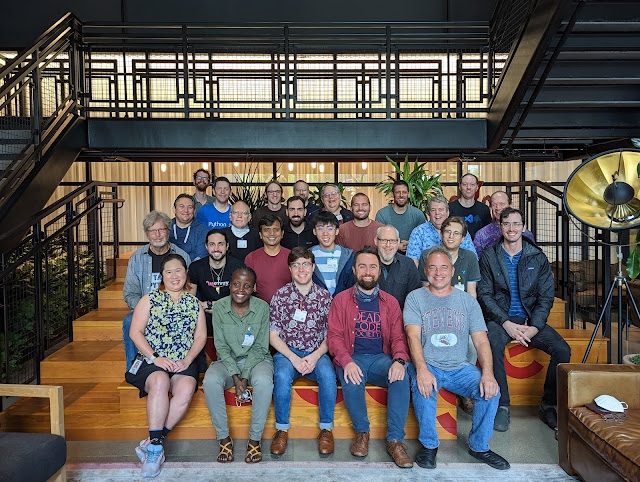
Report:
311,162,317,169
319,164,325,173
288,163,294,172
361,162,368,170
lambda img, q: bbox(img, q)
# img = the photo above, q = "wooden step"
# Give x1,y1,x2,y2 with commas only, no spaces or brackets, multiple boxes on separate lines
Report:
98,283,124,300
117,378,456,441
40,340,126,382
73,309,128,341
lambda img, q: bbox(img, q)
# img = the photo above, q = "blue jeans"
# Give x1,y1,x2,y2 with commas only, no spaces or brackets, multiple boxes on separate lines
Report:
273,348,337,430
408,363,499,452
123,311,137,370
337,353,410,441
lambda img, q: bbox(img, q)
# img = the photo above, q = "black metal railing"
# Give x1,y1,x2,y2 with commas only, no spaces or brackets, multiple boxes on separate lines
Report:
0,13,82,213
0,181,122,384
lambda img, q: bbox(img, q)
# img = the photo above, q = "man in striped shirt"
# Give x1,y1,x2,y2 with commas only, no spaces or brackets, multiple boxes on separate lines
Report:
310,211,354,296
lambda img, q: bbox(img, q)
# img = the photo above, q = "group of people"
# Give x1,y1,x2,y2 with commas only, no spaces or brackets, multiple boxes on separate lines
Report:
122,170,571,478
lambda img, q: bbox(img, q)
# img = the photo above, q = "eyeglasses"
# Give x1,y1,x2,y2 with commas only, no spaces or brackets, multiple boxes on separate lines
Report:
148,228,168,235
322,191,340,199
290,261,312,269
500,222,523,228
442,229,463,237
266,189,282,195
315,225,336,232
195,176,210,181
376,237,398,245
231,210,250,215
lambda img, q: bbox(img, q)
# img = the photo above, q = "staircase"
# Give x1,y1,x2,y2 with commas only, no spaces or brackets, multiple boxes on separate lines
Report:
0,253,606,441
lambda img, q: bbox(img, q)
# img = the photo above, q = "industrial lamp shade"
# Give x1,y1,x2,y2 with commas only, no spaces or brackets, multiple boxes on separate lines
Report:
564,149,640,231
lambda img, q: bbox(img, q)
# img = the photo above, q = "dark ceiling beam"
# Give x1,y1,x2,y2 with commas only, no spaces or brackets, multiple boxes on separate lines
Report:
87,118,487,152
486,0,571,151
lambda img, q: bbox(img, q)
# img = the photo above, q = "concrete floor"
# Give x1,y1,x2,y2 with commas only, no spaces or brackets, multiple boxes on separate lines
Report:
67,405,558,465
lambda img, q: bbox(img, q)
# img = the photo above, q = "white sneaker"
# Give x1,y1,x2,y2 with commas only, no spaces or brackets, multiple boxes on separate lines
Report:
141,443,165,478
135,437,151,462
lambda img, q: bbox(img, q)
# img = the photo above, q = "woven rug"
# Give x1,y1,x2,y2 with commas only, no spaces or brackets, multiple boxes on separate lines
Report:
66,461,579,481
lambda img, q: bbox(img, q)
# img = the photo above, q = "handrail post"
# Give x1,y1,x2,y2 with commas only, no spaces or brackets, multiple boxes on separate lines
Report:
1,252,9,386
561,205,570,328
91,187,100,309
385,25,391,119
31,50,42,164
34,222,44,384
66,200,76,342
284,25,291,119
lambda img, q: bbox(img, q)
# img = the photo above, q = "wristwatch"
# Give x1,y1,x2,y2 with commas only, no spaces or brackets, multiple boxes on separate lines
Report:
392,358,406,366
147,351,160,363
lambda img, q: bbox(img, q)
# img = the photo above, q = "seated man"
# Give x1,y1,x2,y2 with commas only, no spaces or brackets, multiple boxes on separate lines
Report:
281,195,318,250
222,201,262,262
327,247,413,468
169,193,209,261
406,195,476,266
336,193,383,252
404,246,509,470
202,267,274,464
269,247,336,455
245,214,291,303
374,224,421,310
123,211,190,369
311,211,354,296
188,229,244,364
474,191,534,259
478,207,570,432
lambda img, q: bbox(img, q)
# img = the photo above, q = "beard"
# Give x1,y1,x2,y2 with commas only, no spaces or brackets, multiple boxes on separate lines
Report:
357,276,378,291
209,251,227,262
289,216,303,227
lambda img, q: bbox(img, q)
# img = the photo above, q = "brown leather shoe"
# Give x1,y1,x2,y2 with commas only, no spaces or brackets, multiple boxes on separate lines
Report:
350,432,370,457
270,430,288,455
317,429,334,454
387,440,413,468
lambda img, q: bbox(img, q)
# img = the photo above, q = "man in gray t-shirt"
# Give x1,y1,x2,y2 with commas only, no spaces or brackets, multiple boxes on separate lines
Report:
403,246,509,471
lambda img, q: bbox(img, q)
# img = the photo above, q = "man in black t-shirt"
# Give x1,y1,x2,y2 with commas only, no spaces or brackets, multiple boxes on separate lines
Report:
188,229,244,365
222,201,262,262
448,173,491,239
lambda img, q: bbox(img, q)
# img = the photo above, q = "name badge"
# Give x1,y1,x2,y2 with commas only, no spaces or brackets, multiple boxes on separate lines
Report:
454,283,465,291
293,309,307,322
237,239,248,249
327,257,338,269
242,334,255,347
336,214,343,221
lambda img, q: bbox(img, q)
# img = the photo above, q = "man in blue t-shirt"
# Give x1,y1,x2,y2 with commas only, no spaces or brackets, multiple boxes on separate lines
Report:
196,176,232,229
478,207,570,434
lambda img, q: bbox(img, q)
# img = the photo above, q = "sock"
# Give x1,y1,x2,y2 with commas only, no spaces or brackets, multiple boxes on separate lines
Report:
162,426,172,439
149,429,163,444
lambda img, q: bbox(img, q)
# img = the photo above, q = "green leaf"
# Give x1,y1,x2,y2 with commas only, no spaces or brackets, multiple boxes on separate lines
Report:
627,247,640,279
637,161,640,178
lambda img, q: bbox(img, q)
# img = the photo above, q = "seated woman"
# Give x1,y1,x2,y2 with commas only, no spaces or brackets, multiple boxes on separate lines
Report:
125,253,206,478
202,267,274,464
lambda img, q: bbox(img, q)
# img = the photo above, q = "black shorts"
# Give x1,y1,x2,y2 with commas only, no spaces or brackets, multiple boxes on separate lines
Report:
125,359,199,398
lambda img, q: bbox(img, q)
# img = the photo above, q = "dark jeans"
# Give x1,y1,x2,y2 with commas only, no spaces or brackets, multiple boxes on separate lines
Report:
487,320,571,407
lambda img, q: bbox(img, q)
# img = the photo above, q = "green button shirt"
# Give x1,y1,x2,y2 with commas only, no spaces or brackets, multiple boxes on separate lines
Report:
211,295,271,379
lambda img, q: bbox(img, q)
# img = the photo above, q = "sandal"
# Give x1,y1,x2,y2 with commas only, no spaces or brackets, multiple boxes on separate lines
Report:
245,439,262,463
217,437,234,463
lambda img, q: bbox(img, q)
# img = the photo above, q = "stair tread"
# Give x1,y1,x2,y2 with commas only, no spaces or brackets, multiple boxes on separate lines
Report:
42,340,123,362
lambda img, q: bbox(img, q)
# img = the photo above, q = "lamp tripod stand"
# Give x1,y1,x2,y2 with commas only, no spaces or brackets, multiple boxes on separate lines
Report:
582,244,640,363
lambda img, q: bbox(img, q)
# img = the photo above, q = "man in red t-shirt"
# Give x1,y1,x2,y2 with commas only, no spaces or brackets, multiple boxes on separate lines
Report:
245,214,291,303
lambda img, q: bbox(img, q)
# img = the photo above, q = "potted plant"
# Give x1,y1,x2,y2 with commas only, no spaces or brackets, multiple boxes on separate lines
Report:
622,353,640,365
376,155,442,213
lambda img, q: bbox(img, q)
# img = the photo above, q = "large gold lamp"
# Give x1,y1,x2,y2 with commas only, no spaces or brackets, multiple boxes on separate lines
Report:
564,149,640,363
565,149,640,230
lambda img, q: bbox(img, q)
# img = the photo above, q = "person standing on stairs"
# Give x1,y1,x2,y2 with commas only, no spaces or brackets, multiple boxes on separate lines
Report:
123,211,191,370
126,253,206,478
169,193,209,261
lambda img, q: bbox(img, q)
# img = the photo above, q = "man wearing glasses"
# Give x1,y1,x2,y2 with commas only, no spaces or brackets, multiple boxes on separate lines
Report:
374,225,420,310
478,207,570,433
192,169,214,214
251,180,287,229
122,211,191,370
197,176,233,230
268,247,336,456
293,179,321,218
309,183,354,226
474,191,535,259
281,196,318,250
223,201,262,263
311,211,354,296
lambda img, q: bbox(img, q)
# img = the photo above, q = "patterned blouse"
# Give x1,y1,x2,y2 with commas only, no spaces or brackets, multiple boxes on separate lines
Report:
269,282,332,352
144,289,199,361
